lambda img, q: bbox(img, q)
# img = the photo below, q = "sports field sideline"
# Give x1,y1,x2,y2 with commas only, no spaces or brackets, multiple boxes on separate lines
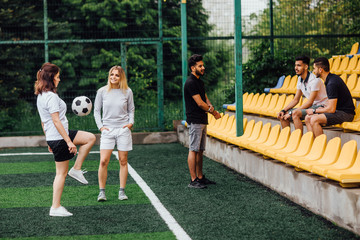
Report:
0,143,359,239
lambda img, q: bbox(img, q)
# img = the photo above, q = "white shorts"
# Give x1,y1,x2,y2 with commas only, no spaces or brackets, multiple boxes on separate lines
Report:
100,127,133,151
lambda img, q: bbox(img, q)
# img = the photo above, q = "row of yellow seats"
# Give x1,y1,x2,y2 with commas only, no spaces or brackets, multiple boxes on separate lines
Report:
330,54,360,75
338,73,360,98
228,92,305,118
208,116,360,187
269,75,297,94
331,42,359,60
207,113,247,142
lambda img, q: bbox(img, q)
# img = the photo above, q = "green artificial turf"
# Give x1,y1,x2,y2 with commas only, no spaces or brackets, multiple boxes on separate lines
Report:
1,143,360,240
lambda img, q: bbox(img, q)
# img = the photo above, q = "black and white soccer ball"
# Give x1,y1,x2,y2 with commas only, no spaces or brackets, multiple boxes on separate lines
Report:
72,96,92,116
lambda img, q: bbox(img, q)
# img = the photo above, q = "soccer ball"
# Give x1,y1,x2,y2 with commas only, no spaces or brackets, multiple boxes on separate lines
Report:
72,96,92,116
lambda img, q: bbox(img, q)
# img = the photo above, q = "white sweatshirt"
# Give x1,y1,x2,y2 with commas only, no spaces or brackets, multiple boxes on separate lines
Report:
94,86,135,130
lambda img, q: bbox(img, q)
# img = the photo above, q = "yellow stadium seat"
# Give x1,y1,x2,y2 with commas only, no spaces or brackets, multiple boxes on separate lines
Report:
263,94,286,117
247,124,281,152
211,115,235,141
227,119,255,145
286,133,326,168
258,94,279,116
346,73,358,92
241,122,272,149
252,93,272,115
246,93,265,114
349,76,360,98
275,131,314,163
234,121,263,148
270,75,291,94
227,92,248,111
271,94,294,118
297,137,341,172
243,93,254,109
326,150,360,187
255,126,290,156
339,73,348,83
208,113,215,126
224,118,248,142
335,57,349,75
207,113,224,135
351,58,360,75
341,103,360,131
349,42,359,55
343,56,359,74
311,140,357,177
328,58,334,70
244,93,259,113
263,129,302,160
283,75,298,94
330,57,341,73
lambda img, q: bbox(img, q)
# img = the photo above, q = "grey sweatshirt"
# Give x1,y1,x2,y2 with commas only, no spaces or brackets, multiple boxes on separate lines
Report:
94,86,135,130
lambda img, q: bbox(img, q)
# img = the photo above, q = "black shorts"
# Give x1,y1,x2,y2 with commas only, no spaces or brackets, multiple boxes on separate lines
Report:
47,130,78,162
324,111,355,126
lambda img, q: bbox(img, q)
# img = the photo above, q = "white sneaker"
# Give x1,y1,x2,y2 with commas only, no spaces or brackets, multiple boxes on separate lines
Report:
97,191,107,202
68,167,88,184
49,206,73,217
118,190,128,200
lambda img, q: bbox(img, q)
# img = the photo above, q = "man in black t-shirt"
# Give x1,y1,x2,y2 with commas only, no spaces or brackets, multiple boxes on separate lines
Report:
184,54,221,189
305,57,355,137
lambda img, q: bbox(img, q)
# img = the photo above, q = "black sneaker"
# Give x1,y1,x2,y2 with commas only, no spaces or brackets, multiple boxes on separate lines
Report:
188,178,207,189
198,175,216,185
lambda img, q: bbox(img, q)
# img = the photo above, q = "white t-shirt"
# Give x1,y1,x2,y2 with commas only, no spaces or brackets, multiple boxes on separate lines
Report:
94,87,135,130
296,72,328,106
37,91,69,141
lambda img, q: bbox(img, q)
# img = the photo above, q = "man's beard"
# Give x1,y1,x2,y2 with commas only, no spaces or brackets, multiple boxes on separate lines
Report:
196,69,204,76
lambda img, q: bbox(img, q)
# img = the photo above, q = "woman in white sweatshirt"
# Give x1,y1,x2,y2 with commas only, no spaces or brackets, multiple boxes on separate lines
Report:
94,66,135,202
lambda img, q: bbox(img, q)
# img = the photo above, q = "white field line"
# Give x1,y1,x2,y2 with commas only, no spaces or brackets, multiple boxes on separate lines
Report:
0,151,101,157
0,151,192,240
113,151,192,240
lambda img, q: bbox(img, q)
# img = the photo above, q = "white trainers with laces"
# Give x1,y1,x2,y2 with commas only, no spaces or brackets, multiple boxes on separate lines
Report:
49,206,73,217
97,191,107,202
118,190,128,200
68,167,88,184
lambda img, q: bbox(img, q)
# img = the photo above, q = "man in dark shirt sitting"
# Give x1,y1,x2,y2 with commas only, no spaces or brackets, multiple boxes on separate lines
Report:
305,57,355,137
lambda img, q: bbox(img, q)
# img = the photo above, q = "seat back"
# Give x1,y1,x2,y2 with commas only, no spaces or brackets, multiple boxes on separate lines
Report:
270,75,291,92
292,131,314,155
331,57,341,73
346,55,359,72
243,92,249,103
304,134,327,161
247,121,263,141
286,75,298,93
217,114,229,132
340,73,348,83
352,103,360,122
346,73,358,91
212,112,224,129
294,96,303,108
244,93,254,107
223,115,235,133
242,119,255,138
255,93,272,112
254,122,271,143
330,140,357,169
270,94,286,116
272,126,291,149
208,113,215,126
282,129,302,152
244,93,259,112
264,94,279,112
328,58,334,70
336,57,349,74
250,93,266,113
264,124,281,146
316,137,341,165
349,150,360,170
228,118,247,137
349,42,359,55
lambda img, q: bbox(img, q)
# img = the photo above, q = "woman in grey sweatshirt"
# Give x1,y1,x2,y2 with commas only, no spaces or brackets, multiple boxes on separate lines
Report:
94,66,135,202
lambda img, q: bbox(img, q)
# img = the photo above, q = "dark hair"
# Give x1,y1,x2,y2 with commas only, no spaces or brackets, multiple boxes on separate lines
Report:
295,55,310,66
34,62,60,95
188,54,203,71
313,57,330,72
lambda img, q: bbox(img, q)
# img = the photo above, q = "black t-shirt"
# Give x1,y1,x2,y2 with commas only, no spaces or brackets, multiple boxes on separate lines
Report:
325,73,355,114
184,74,208,124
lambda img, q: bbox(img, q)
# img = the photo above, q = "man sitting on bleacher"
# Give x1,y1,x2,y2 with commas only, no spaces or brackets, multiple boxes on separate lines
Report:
305,57,355,137
277,55,328,133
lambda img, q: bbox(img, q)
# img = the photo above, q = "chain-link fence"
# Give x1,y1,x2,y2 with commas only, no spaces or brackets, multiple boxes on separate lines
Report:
1,0,359,136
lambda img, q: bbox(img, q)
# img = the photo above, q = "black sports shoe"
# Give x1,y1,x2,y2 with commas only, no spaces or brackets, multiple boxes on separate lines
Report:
188,178,207,189
198,175,216,185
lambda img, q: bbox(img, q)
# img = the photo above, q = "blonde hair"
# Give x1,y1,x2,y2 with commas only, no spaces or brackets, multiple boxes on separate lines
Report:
107,66,128,92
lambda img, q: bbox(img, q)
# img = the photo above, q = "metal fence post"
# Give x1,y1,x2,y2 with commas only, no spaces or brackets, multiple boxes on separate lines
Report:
121,43,127,77
269,0,274,56
157,0,164,130
43,0,49,62
181,0,188,121
234,0,243,136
